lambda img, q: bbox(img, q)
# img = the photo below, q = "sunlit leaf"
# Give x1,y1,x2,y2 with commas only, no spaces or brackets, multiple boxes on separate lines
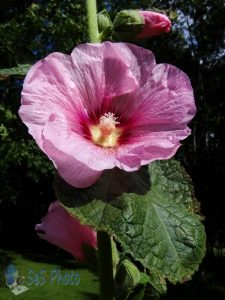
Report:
56,160,206,288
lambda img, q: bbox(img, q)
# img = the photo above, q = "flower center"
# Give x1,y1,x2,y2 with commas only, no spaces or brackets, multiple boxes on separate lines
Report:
90,113,121,148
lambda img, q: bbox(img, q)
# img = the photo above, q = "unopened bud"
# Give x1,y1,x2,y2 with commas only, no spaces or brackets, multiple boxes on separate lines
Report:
113,10,143,41
97,9,112,39
113,10,171,41
138,10,171,39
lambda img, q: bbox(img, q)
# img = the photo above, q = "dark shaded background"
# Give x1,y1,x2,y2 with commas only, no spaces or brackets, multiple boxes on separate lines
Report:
0,0,225,299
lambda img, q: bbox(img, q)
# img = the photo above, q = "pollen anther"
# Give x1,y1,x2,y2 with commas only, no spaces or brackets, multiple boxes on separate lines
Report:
99,113,120,136
90,112,121,148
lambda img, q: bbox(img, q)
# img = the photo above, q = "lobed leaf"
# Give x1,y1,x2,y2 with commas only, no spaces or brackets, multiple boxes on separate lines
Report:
55,159,206,287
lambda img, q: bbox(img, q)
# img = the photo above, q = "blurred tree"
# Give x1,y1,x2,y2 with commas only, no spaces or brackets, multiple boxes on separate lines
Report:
0,0,86,68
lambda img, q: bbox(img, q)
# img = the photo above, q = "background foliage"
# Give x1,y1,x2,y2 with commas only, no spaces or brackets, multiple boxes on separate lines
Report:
0,0,225,298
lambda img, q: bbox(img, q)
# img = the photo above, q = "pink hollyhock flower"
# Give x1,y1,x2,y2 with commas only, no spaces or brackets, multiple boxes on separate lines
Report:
19,42,196,188
35,201,97,260
138,11,171,38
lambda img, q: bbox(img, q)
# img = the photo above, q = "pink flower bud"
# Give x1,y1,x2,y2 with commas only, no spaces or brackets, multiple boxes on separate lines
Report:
138,11,171,39
35,201,97,260
113,10,171,41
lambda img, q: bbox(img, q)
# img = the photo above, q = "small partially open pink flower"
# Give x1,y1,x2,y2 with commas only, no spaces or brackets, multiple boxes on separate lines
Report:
35,201,97,260
138,11,171,39
19,42,196,188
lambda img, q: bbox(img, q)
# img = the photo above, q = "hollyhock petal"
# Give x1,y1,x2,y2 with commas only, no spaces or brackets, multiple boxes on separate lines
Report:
138,11,171,39
116,127,190,170
132,64,196,127
71,42,138,112
19,52,84,145
109,43,156,120
42,113,116,171
35,201,97,261
112,43,156,87
43,139,102,187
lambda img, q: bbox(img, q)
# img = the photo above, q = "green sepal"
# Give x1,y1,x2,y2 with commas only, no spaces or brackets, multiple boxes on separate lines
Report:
115,259,141,300
97,9,113,41
113,10,144,41
127,285,145,300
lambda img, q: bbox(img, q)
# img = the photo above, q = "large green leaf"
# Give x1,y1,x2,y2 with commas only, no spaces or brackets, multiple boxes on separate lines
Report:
0,64,31,78
55,159,206,286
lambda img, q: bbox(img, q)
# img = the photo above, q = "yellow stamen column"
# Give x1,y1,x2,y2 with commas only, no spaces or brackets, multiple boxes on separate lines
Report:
90,113,121,148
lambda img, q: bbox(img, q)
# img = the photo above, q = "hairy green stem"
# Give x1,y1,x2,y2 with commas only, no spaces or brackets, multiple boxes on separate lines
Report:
97,231,115,300
86,0,100,42
86,2,114,299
